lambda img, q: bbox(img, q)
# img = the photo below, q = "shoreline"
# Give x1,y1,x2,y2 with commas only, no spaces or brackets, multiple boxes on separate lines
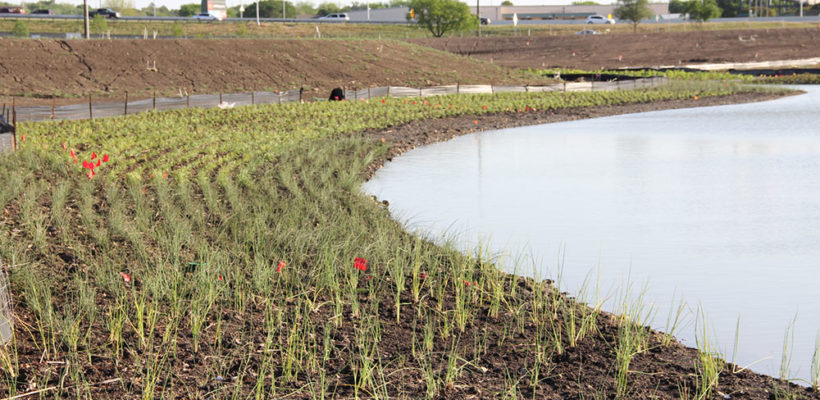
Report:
362,91,794,180
358,90,820,397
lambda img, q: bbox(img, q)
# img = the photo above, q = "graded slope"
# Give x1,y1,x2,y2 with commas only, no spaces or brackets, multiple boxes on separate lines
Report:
0,39,548,104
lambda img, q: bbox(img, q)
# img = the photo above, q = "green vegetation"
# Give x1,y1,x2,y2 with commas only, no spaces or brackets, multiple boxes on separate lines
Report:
1,16,817,39
684,0,723,22
11,20,28,38
90,14,109,35
408,0,477,37
614,0,652,32
0,82,795,397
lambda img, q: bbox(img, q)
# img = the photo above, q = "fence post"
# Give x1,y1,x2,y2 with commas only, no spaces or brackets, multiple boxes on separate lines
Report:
153,91,156,110
51,97,56,121
418,87,422,97
187,93,190,109
278,91,282,105
386,86,390,98
563,81,567,92
367,87,371,101
11,100,16,152
124,91,129,116
457,83,460,95
251,91,255,105
219,93,223,104
88,94,93,119
299,87,303,103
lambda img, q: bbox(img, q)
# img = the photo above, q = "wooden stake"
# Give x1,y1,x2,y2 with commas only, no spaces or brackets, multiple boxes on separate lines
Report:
51,97,55,120
11,99,17,151
124,91,129,115
251,91,255,105
152,91,156,110
88,94,93,119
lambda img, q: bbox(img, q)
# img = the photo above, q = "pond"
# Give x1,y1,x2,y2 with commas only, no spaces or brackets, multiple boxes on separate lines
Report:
363,86,820,382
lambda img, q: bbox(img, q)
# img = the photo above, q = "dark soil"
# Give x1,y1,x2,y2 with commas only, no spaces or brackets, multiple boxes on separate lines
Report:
411,27,820,70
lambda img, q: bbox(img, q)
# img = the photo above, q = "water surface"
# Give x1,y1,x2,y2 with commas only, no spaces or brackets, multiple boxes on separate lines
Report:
364,86,820,381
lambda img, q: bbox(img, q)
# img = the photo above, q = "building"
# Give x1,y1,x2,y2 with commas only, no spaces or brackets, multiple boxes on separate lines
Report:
472,4,671,21
345,6,410,22
202,0,228,20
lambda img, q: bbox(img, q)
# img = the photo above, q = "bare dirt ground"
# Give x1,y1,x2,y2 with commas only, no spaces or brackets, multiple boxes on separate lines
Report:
0,39,549,106
412,27,820,70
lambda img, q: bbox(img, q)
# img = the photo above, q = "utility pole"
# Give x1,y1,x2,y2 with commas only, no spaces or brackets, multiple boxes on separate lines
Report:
83,0,90,39
256,0,260,25
282,0,285,19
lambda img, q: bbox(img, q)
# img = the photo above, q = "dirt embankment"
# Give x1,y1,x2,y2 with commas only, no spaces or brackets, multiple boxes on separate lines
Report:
0,39,548,105
412,27,820,70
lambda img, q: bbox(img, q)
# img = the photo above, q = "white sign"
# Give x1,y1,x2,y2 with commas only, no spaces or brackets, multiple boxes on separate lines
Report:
512,12,518,26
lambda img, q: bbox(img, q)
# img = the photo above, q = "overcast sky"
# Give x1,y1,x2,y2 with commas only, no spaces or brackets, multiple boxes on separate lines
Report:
57,0,614,13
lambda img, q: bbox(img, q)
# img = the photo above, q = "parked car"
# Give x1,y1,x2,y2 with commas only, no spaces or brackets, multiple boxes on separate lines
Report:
193,12,219,21
32,9,54,14
0,6,26,14
317,13,349,20
89,8,120,19
586,14,614,24
479,17,491,25
576,29,600,35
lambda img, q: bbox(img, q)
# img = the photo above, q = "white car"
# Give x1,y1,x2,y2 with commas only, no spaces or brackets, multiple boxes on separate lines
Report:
586,15,615,24
193,12,219,21
318,13,349,21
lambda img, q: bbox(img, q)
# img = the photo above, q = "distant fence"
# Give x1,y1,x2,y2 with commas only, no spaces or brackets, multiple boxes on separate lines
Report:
3,77,667,124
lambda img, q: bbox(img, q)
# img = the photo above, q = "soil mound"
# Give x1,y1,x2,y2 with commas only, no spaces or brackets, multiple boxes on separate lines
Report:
0,39,547,104
412,28,820,70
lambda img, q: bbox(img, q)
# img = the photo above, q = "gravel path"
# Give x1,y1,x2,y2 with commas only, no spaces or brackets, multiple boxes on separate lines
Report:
0,134,12,153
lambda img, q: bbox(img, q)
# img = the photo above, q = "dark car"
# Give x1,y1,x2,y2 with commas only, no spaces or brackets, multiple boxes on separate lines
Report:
32,9,55,14
89,8,121,18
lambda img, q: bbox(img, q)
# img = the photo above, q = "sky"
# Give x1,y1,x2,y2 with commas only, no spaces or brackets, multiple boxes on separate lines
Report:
54,0,612,14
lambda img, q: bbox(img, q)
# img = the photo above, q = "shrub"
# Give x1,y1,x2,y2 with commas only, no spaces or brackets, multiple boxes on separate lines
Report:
12,20,29,38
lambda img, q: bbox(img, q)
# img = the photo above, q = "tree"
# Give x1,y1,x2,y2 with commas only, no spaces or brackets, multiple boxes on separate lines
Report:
246,0,297,18
684,0,722,21
408,0,477,37
613,0,652,32
315,2,346,16
177,3,200,16
500,0,513,5
668,0,686,13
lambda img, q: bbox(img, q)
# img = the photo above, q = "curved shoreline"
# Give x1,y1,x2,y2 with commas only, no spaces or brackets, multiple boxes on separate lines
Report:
362,91,795,180
359,90,820,398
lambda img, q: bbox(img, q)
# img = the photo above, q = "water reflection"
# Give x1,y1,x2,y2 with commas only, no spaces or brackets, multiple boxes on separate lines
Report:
363,86,820,381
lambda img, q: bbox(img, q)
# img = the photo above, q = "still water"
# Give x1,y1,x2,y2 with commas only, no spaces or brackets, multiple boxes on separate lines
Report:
363,86,820,381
